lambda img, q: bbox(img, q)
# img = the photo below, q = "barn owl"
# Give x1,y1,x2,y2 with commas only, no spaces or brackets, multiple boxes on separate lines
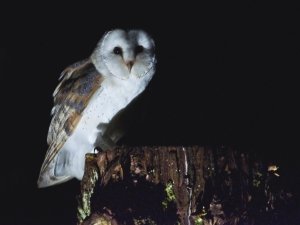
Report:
37,29,156,188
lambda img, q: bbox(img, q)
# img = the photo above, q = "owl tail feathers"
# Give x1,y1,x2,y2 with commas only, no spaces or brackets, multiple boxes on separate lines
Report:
37,169,73,188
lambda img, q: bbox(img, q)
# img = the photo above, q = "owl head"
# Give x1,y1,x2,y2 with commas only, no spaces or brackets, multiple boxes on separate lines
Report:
91,29,156,80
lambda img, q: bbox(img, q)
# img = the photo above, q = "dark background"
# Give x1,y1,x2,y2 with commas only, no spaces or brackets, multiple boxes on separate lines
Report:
0,2,299,225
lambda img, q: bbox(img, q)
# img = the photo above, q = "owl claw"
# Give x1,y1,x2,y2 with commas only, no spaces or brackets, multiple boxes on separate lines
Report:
94,147,103,154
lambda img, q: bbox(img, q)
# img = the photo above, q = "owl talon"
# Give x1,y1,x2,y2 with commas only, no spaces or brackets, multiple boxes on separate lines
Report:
94,147,103,154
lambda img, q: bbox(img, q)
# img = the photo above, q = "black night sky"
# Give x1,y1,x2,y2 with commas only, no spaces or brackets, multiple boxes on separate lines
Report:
0,2,299,225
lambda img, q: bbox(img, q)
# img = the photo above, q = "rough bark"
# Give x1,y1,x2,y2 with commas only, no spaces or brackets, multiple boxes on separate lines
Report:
77,146,296,225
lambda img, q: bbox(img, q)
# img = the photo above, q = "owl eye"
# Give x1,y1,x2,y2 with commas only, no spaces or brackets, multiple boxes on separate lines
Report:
113,47,122,55
135,45,144,54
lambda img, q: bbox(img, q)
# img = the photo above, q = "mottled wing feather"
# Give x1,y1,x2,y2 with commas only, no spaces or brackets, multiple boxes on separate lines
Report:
41,59,103,173
53,58,91,97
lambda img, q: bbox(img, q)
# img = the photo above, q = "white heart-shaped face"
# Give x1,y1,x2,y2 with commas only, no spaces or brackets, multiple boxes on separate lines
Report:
92,29,156,80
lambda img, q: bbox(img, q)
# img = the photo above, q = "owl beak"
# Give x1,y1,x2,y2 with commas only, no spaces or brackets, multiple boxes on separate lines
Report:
126,61,134,72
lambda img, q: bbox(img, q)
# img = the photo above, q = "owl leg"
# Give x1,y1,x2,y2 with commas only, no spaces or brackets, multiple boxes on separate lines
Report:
94,133,117,152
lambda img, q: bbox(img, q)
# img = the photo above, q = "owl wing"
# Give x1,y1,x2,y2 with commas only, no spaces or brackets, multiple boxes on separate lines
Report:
40,58,103,175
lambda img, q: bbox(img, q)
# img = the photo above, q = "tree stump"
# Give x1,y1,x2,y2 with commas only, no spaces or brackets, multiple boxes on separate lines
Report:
77,146,296,225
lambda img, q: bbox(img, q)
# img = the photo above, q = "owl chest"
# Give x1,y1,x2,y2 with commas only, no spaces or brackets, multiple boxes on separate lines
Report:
76,78,143,140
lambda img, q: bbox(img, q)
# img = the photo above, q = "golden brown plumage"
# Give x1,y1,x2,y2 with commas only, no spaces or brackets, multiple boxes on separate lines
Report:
40,59,103,177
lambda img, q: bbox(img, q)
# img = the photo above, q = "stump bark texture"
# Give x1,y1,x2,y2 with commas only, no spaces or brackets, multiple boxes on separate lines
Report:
77,146,296,225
